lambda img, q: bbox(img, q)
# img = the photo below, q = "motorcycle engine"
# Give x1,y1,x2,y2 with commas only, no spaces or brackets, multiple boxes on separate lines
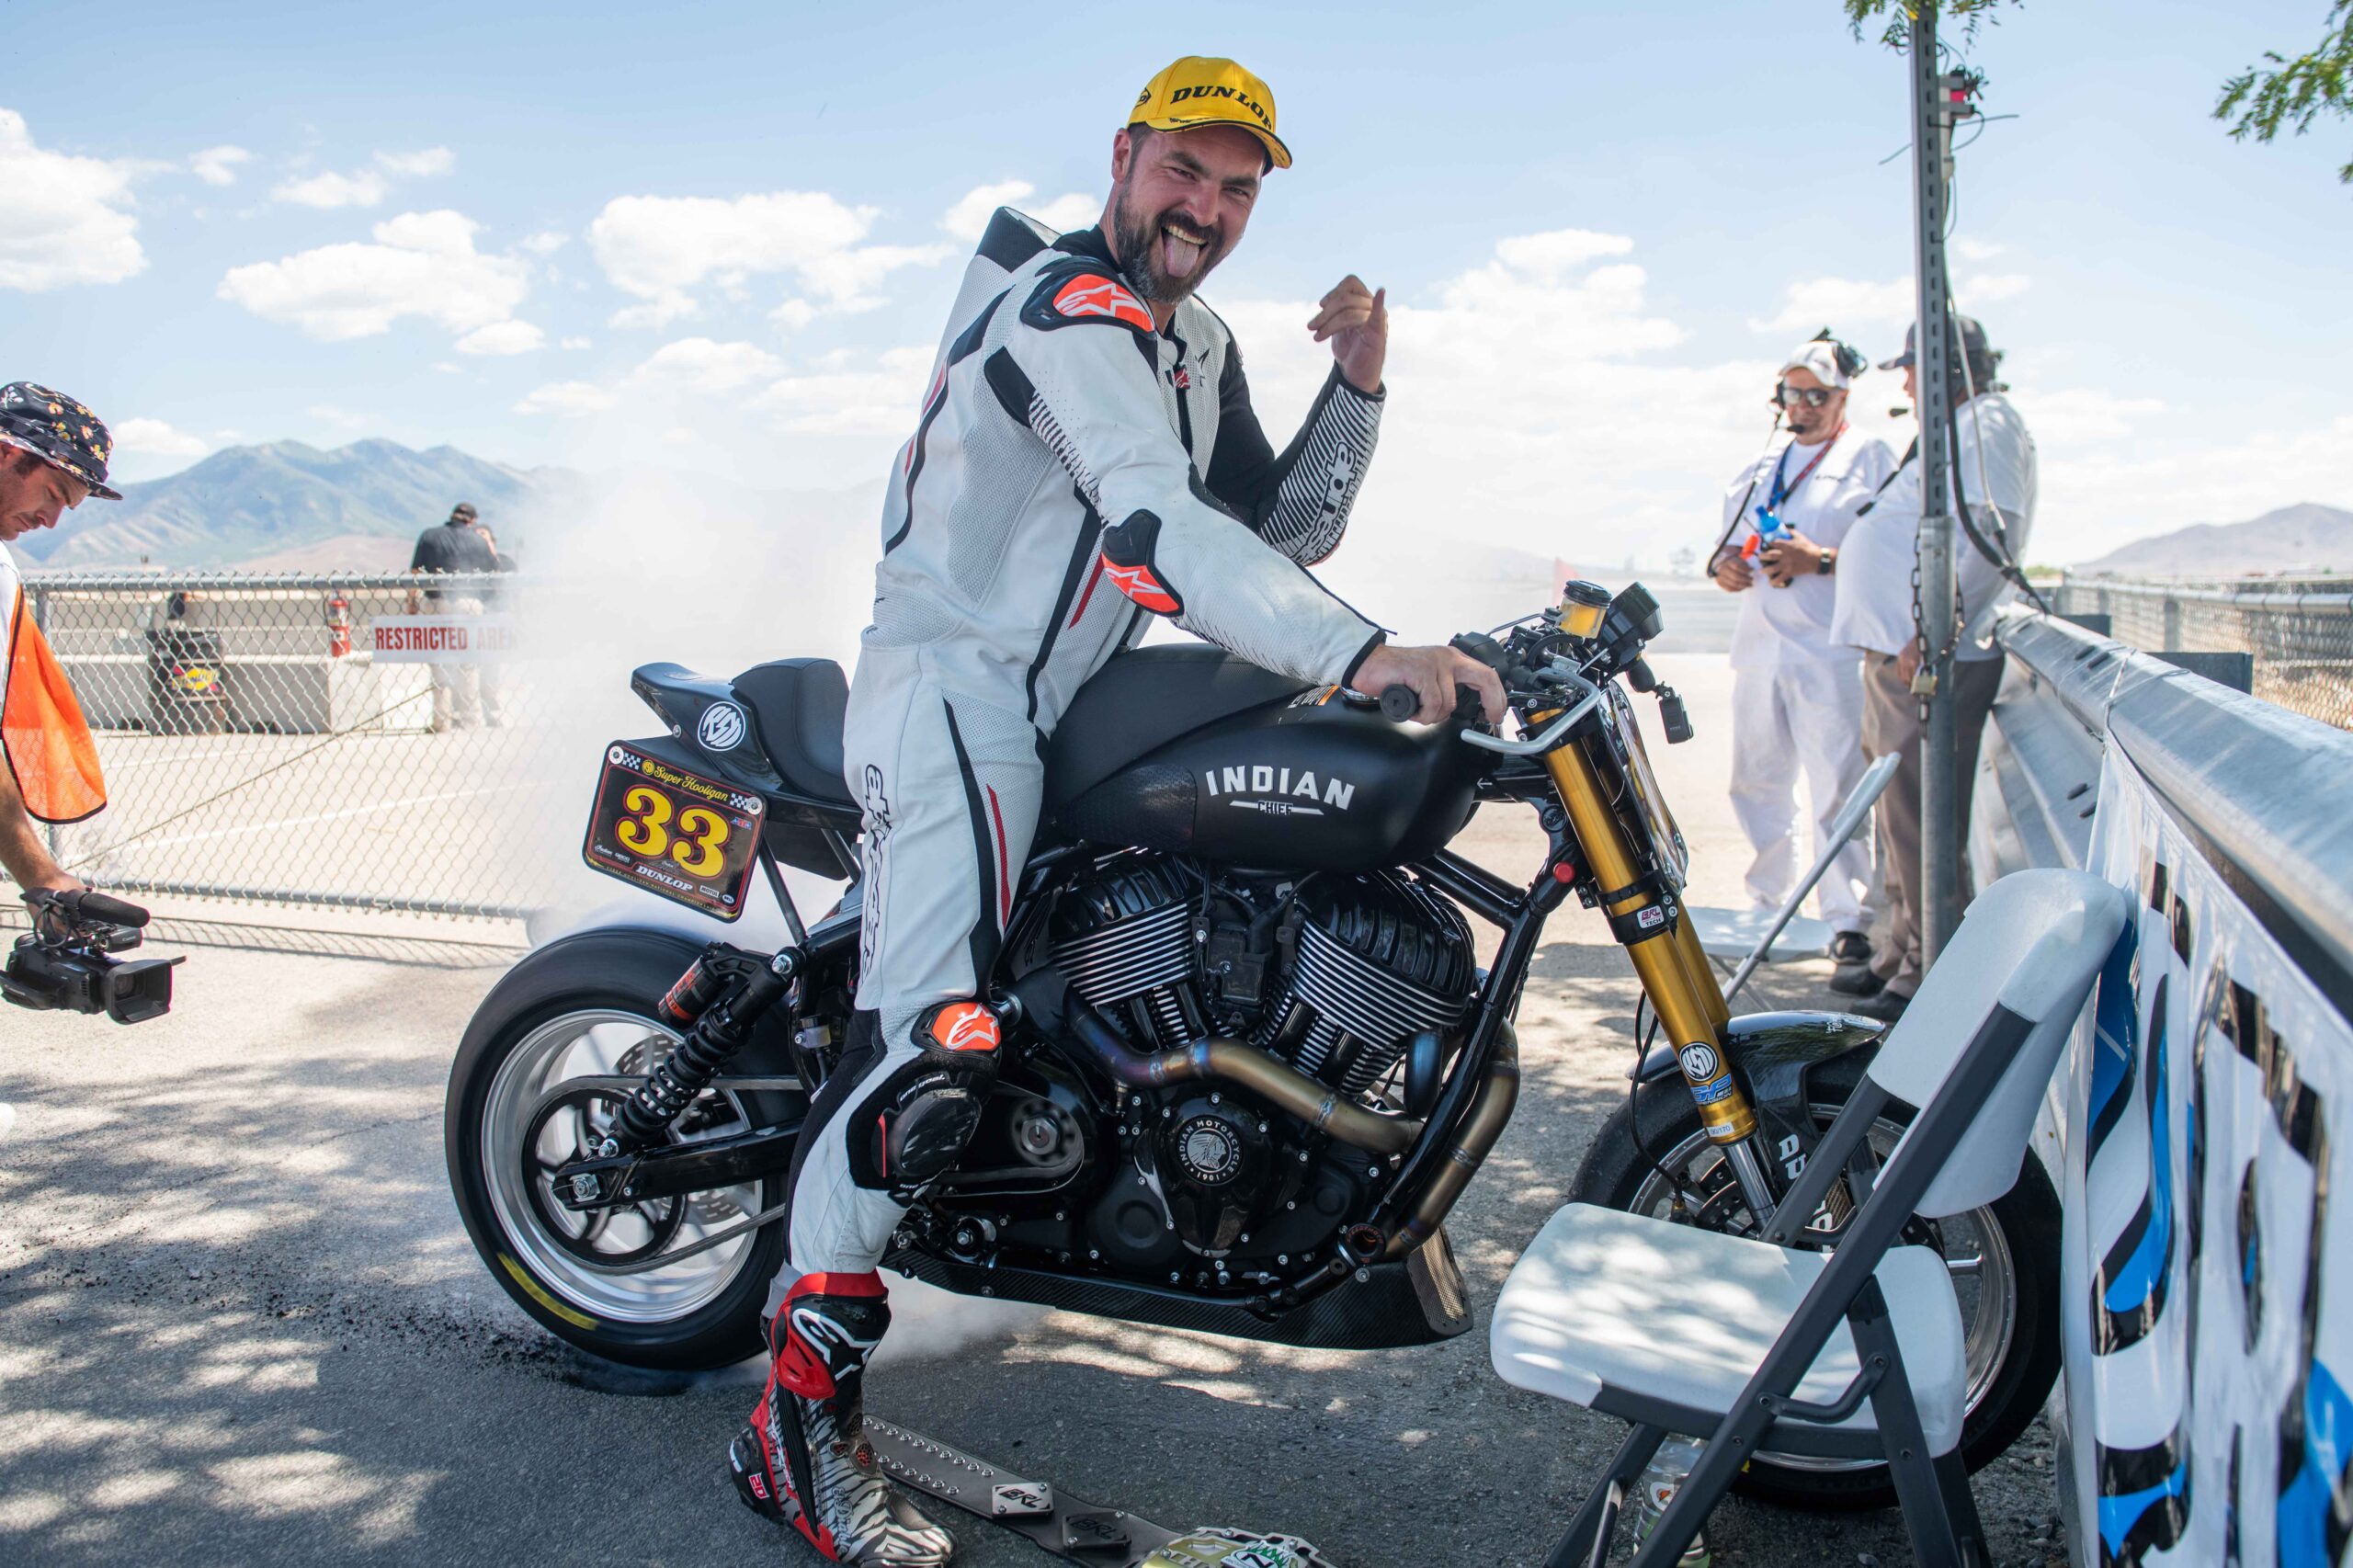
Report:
1047,852,1473,1266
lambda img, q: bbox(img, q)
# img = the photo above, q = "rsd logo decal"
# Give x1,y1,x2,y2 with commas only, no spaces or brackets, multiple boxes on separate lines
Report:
698,701,748,752
1677,1041,1722,1082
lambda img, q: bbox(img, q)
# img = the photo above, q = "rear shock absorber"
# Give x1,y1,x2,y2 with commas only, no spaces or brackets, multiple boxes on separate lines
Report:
606,946,800,1153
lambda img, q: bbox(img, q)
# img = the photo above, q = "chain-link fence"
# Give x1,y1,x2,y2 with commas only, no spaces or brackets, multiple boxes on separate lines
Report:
18,571,567,918
2051,573,2353,731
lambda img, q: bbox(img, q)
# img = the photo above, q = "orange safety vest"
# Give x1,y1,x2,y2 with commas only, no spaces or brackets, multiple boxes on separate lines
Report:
2,575,106,824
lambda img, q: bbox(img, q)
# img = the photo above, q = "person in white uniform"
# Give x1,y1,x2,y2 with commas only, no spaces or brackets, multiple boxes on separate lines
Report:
1708,338,1894,970
1829,315,2038,1019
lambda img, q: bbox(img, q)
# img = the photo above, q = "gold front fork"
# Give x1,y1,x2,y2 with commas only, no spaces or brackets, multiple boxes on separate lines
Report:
1542,741,1756,1144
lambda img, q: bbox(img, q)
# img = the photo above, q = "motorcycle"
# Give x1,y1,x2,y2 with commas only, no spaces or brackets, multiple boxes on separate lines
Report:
444,579,2057,1510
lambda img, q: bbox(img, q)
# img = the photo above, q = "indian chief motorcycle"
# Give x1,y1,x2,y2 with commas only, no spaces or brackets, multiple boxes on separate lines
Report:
444,580,2059,1510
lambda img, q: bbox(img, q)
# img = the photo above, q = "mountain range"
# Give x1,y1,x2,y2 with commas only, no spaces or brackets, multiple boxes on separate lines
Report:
2074,502,2352,577
14,438,580,571
16,437,2347,579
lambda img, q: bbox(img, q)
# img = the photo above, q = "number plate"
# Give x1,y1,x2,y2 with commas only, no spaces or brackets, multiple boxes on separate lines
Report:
582,741,767,919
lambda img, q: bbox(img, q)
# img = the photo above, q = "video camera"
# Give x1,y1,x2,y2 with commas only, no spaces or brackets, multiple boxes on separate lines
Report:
2,888,183,1025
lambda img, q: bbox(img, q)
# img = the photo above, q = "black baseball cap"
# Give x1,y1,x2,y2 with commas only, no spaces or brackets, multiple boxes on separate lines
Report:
1881,315,1993,371
449,502,477,522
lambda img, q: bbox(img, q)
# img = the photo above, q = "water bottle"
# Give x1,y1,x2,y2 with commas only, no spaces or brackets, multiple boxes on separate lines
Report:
1629,1433,1713,1564
1738,506,1792,574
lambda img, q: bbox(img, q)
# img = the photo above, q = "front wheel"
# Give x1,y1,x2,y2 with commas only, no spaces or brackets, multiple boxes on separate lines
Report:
444,929,805,1370
1564,1054,2062,1512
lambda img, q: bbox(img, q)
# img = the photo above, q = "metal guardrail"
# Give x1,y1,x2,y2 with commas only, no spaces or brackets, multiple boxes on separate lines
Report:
16,569,558,920
2050,573,2353,730
1982,608,2353,1006
1980,608,2353,1567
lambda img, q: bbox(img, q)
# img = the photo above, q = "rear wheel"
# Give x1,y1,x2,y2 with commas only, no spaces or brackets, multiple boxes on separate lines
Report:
1564,1055,2062,1511
445,931,805,1370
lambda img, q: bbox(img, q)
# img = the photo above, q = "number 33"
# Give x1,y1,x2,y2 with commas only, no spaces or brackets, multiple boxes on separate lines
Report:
616,787,731,878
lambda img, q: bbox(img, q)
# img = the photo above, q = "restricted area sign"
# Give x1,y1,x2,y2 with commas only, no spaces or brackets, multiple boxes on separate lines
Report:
369,614,517,664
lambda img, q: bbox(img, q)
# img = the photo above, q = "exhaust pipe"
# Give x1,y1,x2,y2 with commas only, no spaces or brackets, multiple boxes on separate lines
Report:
1388,1022,1519,1257
1068,1006,1423,1157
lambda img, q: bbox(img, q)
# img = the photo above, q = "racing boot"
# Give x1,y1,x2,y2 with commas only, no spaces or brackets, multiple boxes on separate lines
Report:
730,1271,953,1565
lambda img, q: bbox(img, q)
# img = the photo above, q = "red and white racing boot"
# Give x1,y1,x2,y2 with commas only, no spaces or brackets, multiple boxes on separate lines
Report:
729,1272,953,1566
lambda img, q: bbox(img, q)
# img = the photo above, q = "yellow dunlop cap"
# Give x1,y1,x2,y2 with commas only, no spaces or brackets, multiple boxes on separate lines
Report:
1131,55,1291,170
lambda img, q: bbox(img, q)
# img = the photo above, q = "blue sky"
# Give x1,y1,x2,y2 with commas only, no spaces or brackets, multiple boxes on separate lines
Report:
6,0,2349,567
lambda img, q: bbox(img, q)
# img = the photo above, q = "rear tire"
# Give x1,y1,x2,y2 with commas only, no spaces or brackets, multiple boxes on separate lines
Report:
1565,1054,2063,1512
444,928,805,1370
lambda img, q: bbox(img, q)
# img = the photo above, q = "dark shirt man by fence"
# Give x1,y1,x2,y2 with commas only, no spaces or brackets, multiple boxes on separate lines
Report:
407,503,505,732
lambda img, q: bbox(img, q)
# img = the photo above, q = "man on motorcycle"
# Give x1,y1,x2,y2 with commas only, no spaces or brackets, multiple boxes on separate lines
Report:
731,53,1503,1567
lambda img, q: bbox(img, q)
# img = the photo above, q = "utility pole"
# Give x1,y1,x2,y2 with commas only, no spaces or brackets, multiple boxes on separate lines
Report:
1908,5,1970,963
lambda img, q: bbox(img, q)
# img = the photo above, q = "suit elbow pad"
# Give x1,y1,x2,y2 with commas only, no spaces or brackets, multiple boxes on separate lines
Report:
1100,510,1182,615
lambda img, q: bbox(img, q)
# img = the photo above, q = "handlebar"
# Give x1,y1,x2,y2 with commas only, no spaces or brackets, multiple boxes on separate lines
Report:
1379,684,1488,726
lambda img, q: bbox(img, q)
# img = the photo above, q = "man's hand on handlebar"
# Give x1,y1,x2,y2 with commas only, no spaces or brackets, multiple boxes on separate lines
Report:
1351,642,1507,727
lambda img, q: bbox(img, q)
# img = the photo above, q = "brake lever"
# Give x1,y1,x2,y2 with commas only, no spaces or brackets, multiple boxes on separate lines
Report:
1459,679,1603,756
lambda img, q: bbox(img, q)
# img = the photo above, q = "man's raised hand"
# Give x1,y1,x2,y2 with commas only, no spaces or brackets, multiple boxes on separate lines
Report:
1308,275,1387,394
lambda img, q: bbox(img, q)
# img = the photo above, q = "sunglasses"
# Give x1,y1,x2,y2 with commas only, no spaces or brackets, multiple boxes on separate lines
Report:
1775,382,1837,410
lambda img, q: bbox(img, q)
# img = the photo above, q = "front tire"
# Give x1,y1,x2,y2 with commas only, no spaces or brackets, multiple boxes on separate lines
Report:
1565,1054,2063,1512
444,928,804,1370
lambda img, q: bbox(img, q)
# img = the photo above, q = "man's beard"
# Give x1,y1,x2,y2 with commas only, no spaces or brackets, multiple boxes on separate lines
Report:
1109,187,1227,307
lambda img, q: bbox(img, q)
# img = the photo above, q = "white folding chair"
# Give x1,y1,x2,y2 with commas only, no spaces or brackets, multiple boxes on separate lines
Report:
1492,868,2128,1568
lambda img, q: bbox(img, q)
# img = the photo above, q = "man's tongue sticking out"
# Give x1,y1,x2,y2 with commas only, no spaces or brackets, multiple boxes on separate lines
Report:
1161,219,1207,280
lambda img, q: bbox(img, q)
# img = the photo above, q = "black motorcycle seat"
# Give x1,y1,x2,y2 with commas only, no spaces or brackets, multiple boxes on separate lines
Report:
733,658,854,807
1045,644,1313,809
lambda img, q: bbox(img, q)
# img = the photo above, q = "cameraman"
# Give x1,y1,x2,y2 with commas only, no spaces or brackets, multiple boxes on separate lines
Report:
0,381,119,894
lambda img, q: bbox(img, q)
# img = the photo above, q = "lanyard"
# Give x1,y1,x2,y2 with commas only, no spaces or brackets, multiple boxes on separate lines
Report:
1762,425,1844,516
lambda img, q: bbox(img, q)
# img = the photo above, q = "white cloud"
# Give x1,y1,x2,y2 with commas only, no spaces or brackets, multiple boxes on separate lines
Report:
374,146,455,178
2008,388,2165,447
588,189,951,324
633,337,783,392
751,345,935,434
514,380,619,415
1753,270,2032,336
519,231,569,256
453,319,546,355
110,417,213,460
1959,272,2030,307
2042,414,2353,563
771,299,817,332
559,335,592,350
188,145,252,187
1749,276,1915,335
218,210,531,341
1492,229,1634,278
940,179,1097,242
517,336,786,416
1952,237,2006,262
270,146,454,210
273,168,389,209
0,108,145,290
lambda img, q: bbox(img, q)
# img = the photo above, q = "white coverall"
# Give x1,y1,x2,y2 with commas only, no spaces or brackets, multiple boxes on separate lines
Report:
779,210,1388,1302
1718,426,1895,932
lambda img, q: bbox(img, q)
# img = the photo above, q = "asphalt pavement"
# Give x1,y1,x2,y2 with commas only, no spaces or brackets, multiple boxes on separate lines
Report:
0,658,2069,1567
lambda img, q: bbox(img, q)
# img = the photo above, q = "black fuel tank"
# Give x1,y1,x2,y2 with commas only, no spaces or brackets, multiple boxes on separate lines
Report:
1054,690,1483,872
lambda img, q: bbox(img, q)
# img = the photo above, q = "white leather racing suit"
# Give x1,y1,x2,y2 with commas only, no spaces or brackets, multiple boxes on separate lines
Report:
779,210,1387,1294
